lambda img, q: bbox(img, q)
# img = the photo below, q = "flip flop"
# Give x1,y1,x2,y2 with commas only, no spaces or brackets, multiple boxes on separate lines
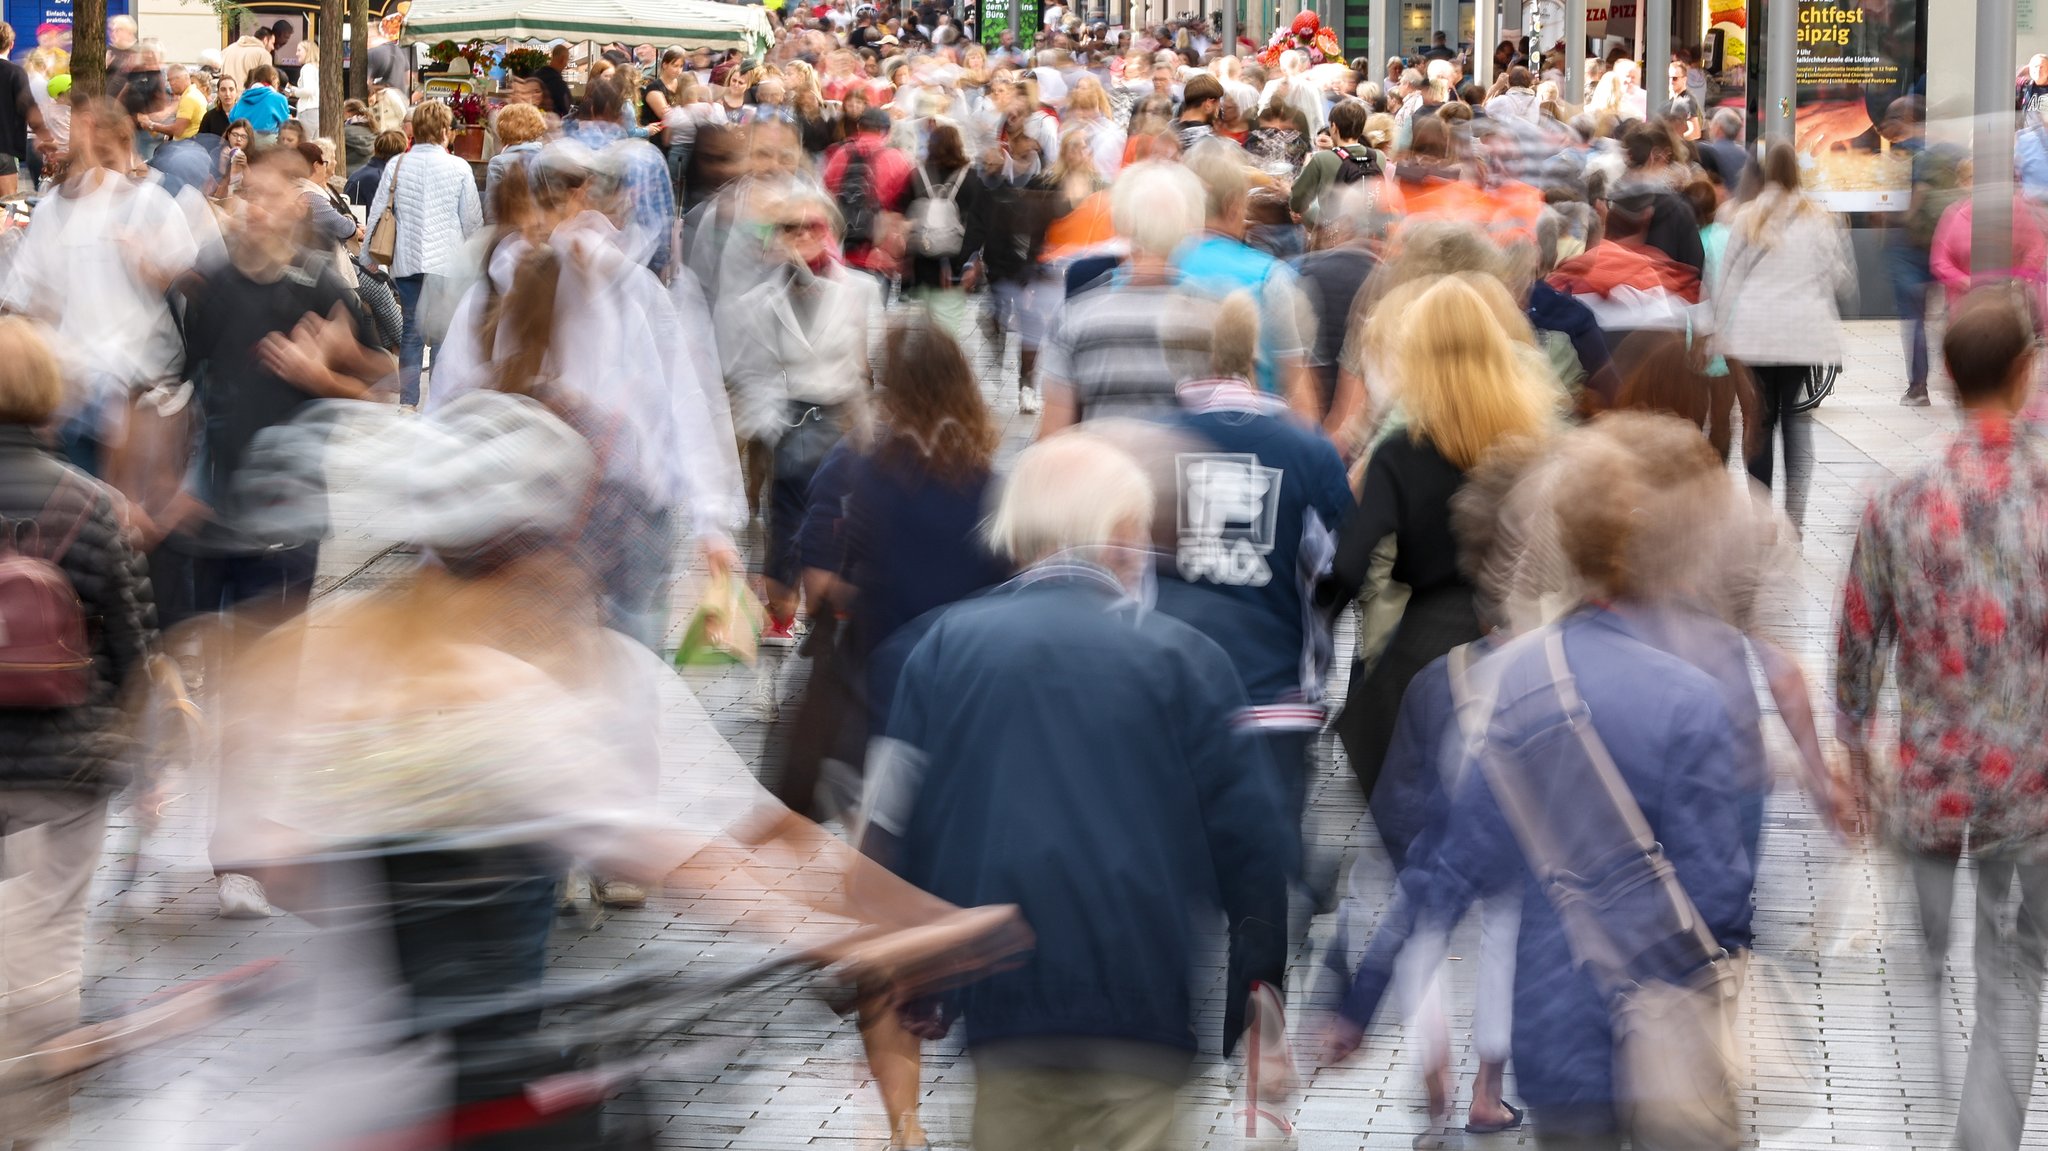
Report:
1464,1101,1525,1135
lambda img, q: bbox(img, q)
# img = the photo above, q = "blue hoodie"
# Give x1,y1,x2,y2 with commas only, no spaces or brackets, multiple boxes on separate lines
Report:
231,85,292,135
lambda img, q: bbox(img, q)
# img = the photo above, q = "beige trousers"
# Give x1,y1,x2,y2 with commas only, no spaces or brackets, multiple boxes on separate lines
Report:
0,788,107,1139
971,1065,1182,1151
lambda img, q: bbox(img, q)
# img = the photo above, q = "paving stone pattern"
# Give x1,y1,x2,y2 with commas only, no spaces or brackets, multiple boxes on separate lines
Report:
47,317,2034,1150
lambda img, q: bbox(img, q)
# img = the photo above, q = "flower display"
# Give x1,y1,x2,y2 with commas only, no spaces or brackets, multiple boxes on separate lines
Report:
1256,10,1341,68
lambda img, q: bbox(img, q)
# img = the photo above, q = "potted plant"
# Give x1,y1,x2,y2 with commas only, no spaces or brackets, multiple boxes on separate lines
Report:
448,92,490,161
504,46,547,78
425,39,460,72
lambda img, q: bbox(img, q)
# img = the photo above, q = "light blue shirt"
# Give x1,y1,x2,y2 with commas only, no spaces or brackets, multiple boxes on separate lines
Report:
1172,233,1307,396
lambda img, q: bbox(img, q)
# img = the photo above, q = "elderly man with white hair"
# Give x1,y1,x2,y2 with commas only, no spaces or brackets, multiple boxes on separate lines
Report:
1036,161,1221,435
869,430,1292,1151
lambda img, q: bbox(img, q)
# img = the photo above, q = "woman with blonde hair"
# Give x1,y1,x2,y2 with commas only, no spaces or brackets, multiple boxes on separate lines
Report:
1062,72,1125,178
1327,273,1558,807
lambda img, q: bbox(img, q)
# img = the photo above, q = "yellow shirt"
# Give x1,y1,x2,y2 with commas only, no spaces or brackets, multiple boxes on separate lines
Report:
174,84,207,139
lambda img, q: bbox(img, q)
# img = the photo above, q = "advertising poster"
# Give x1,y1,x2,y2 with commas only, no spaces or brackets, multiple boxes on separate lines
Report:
3,0,128,59
1786,0,1926,212
1706,0,1746,106
980,0,1037,47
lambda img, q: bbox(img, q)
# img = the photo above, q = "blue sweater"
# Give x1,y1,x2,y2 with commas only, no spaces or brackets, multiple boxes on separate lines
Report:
1337,609,1753,1122
883,565,1292,1064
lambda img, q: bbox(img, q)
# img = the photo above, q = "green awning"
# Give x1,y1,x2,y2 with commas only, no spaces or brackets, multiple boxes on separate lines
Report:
404,0,772,51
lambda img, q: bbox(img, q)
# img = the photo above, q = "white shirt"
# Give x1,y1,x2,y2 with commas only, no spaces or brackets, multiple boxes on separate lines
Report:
430,215,743,541
364,142,482,278
293,60,320,129
1,171,197,394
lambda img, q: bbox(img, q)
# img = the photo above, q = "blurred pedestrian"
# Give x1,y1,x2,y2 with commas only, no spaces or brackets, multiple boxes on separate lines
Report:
1157,291,1352,889
719,185,883,646
1326,274,1557,803
1324,421,1754,1151
872,430,1292,1151
363,98,483,408
0,318,155,1145
1838,291,2048,1151
1715,142,1853,535
1,98,197,478
1036,161,1218,432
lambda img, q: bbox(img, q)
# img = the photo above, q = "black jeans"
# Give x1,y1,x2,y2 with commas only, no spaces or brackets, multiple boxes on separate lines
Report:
378,845,562,1106
1743,363,1814,531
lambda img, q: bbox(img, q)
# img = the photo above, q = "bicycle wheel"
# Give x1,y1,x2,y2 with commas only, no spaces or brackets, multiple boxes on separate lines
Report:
1791,365,1839,414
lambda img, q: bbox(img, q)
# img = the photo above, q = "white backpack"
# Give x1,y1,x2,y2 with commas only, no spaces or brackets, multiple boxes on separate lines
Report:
909,163,968,259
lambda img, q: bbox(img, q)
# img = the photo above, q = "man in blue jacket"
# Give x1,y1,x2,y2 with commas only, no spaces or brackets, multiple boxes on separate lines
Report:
871,432,1292,1151
1155,295,1354,886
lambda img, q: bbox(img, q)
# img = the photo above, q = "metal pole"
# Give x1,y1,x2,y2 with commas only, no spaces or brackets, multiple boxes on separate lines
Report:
1565,0,1584,105
1975,0,2017,278
1476,0,1495,86
1375,0,1397,70
1763,0,1794,144
1222,0,1236,57
1643,0,1669,119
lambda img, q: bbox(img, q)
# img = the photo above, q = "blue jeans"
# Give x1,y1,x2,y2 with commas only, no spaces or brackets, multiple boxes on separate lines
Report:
1887,246,1933,389
394,273,427,406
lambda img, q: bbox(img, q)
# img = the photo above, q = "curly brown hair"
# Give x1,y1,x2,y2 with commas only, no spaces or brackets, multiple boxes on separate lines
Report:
877,318,998,484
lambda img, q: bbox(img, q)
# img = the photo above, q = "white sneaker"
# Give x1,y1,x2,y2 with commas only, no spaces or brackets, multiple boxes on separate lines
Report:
217,873,275,919
1018,384,1042,414
594,879,647,909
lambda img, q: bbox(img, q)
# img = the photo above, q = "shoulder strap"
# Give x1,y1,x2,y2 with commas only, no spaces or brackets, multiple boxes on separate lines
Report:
939,164,967,199
1471,628,1724,992
387,154,403,218
34,473,94,564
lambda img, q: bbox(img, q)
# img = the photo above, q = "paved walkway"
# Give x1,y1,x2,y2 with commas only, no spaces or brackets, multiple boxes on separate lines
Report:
46,319,2034,1150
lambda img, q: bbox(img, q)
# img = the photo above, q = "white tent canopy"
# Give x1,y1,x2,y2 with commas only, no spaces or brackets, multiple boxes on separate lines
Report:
403,0,773,51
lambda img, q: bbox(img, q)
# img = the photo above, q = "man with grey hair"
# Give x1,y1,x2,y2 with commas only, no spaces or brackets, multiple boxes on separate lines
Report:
871,430,1291,1151
1695,105,1761,196
1036,161,1221,435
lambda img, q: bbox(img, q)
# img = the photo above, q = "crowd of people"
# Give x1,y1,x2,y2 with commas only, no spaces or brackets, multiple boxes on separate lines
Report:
0,5,2044,1151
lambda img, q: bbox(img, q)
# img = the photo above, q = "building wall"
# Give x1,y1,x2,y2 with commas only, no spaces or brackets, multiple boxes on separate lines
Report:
137,0,222,64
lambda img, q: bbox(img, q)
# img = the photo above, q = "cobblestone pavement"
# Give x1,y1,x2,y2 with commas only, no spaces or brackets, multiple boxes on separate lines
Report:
44,317,2037,1150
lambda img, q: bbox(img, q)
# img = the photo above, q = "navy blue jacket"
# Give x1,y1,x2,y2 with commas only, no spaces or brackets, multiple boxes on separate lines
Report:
1156,379,1354,726
882,564,1292,1063
1336,609,1753,1121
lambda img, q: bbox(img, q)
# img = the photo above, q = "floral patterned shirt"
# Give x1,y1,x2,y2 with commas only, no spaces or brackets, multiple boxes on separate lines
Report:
1837,412,2048,858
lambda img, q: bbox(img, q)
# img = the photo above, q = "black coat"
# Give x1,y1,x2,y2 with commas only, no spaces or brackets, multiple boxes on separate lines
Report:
0,428,156,796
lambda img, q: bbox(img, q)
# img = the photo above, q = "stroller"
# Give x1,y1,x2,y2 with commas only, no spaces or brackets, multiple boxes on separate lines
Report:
1,865,1024,1151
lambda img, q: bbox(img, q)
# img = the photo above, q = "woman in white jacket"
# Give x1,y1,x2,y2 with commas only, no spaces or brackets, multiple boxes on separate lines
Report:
1713,142,1854,535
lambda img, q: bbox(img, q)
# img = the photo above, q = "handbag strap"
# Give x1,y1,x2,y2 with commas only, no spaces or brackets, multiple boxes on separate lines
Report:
1471,628,1724,993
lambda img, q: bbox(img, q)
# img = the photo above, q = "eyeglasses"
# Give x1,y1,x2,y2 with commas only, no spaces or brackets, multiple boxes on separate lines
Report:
778,219,830,235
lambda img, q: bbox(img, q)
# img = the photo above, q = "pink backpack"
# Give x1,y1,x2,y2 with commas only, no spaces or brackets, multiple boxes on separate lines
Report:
0,478,95,709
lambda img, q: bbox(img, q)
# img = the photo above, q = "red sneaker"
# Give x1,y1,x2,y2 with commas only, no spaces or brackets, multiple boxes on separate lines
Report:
761,614,799,648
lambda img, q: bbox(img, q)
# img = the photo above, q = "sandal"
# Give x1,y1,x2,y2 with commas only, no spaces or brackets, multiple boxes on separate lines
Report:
1464,1101,1525,1135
